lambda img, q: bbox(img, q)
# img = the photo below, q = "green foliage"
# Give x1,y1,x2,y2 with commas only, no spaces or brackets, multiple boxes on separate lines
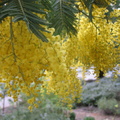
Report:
0,89,70,120
97,98,120,115
81,77,120,105
0,0,49,42
46,0,78,36
39,0,52,11
69,112,76,120
71,102,77,109
0,0,79,40
83,116,95,120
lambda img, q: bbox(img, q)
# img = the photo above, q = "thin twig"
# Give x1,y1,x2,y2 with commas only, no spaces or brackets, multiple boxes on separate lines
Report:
10,17,17,62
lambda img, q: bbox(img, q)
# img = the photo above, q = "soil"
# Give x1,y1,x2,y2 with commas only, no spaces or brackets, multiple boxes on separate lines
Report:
73,106,120,120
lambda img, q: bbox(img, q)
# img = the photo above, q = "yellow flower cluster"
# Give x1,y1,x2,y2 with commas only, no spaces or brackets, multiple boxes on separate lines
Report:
0,5,119,109
42,33,82,106
0,17,82,108
65,7,120,77
0,17,49,104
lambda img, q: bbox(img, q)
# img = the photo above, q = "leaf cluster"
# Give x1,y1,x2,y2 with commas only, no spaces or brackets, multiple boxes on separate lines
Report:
0,0,79,41
97,98,118,115
46,0,78,36
81,76,120,105
0,0,49,42
0,89,70,120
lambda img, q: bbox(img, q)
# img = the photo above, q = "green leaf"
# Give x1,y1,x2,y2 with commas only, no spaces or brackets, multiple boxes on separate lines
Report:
0,0,49,42
29,23,48,42
46,0,78,36
12,15,23,22
40,0,53,10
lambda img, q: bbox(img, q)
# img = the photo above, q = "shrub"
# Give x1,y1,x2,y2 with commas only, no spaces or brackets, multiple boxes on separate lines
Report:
97,97,119,115
0,102,70,120
83,116,95,120
69,112,76,120
81,76,120,106
0,91,70,120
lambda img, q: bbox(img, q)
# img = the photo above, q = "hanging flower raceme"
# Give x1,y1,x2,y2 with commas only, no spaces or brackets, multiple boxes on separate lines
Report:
0,17,82,109
0,17,50,107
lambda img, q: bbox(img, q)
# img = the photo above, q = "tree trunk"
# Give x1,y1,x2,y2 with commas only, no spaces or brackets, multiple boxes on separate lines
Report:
98,70,104,78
